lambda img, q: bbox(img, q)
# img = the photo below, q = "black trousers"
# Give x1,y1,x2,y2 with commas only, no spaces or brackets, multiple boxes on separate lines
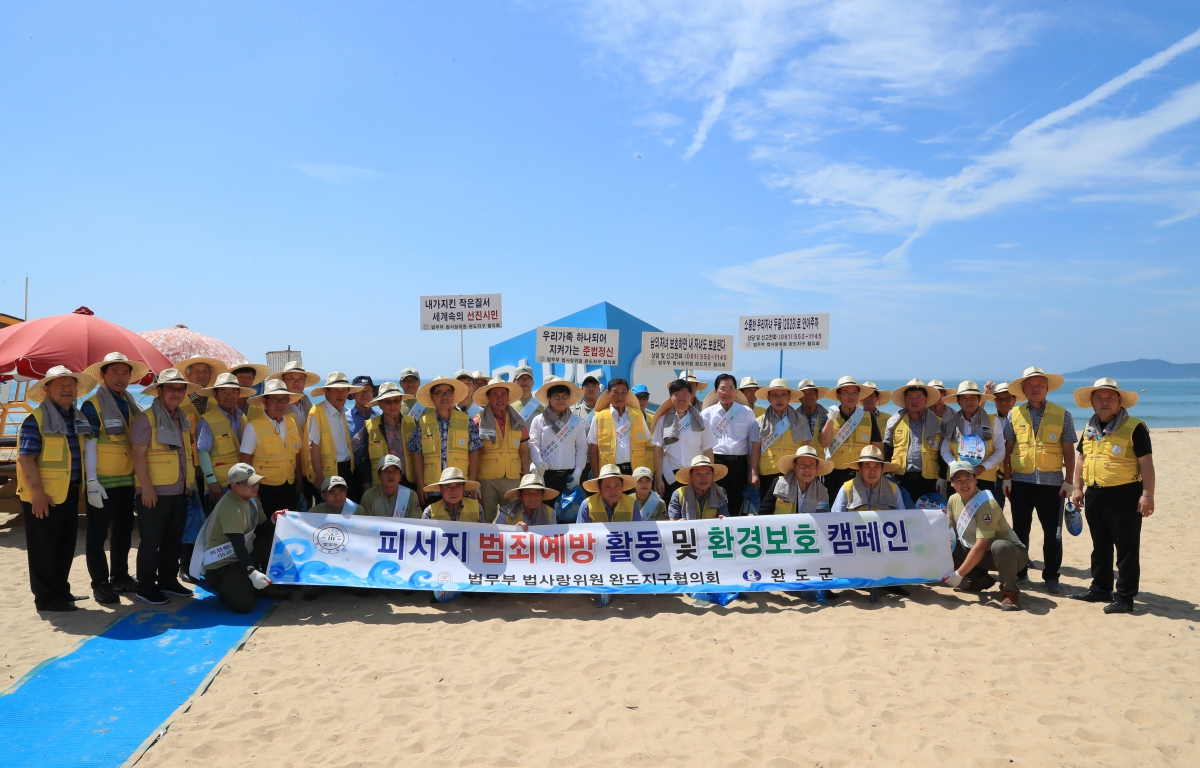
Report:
824,468,856,500
976,479,997,496
1009,481,1063,581
758,474,781,515
135,493,188,591
714,454,749,516
995,474,1007,510
256,481,297,570
338,460,363,503
85,484,136,588
1084,482,1143,601
542,468,573,494
204,534,275,613
22,486,80,608
896,472,938,503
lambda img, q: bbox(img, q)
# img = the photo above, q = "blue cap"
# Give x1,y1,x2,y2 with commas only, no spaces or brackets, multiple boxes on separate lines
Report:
630,384,649,396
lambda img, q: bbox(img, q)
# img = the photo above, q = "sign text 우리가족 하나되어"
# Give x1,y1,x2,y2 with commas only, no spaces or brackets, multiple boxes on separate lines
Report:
535,326,620,367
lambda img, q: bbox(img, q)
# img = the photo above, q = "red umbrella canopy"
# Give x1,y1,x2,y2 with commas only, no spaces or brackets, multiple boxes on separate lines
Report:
0,307,172,384
139,324,245,367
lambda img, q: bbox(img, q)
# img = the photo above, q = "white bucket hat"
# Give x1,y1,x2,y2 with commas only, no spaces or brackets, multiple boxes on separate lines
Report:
249,379,305,405
313,371,365,397
823,375,876,401
227,359,269,386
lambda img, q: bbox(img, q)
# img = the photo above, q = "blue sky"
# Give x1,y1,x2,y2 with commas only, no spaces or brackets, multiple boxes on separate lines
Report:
2,2,1199,383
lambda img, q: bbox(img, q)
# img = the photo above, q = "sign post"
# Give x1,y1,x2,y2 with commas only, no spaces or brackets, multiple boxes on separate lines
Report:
420,294,503,370
737,313,829,377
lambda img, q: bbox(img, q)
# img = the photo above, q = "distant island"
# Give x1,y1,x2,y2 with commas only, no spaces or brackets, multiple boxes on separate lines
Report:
1065,358,1200,379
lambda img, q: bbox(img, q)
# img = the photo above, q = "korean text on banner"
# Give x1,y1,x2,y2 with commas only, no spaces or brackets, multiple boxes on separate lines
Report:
738,313,829,350
420,294,503,331
536,327,620,367
267,510,952,593
640,332,734,370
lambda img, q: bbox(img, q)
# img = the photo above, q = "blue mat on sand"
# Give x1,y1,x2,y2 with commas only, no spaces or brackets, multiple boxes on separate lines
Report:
0,587,273,767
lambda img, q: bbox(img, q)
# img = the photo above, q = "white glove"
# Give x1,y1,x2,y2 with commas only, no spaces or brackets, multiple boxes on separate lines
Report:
533,462,548,478
566,473,580,489
935,478,949,497
248,570,272,590
1059,481,1073,497
86,479,107,509
1002,479,1012,498
943,570,963,588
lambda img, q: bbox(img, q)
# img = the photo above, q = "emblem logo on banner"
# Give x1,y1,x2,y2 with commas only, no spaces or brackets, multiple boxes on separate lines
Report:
315,523,349,554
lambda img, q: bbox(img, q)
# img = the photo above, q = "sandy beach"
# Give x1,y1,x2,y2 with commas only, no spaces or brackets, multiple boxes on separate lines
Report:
3,427,1198,767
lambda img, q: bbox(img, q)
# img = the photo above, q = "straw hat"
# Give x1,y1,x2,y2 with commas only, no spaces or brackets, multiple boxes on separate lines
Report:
778,445,834,477
249,379,304,405
369,381,406,406
823,375,876,401
889,378,942,407
754,378,804,403
673,454,729,484
701,388,750,409
991,381,1025,403
1073,378,1139,409
423,466,481,494
269,360,321,388
26,365,98,403
473,378,523,407
177,355,229,380
535,376,583,405
1010,366,1065,396
503,473,561,501
313,371,365,397
199,372,257,399
415,375,469,407
595,387,646,412
927,379,956,397
862,381,891,403
82,351,150,384
677,370,709,392
794,379,830,399
143,368,203,397
582,464,639,493
738,376,760,391
847,445,901,473
942,380,993,405
227,358,269,386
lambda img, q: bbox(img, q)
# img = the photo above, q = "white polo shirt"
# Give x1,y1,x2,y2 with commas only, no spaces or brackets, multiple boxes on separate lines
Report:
587,406,632,464
307,400,352,462
701,401,759,455
652,410,716,479
528,408,589,473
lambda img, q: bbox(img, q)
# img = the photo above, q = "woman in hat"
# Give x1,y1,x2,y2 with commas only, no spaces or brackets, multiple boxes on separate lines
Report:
307,372,364,500
406,375,483,506
882,379,944,503
700,373,759,518
496,473,560,528
939,381,1005,496
421,467,484,522
239,380,306,564
943,460,1028,611
667,455,729,520
577,464,638,523
472,378,530,521
819,376,882,498
80,352,148,603
753,378,813,515
1002,366,1076,594
830,446,907,514
1068,379,1155,614
652,378,715,500
358,455,418,518
16,366,97,611
364,382,411,487
527,376,589,497
772,445,832,515
631,465,665,521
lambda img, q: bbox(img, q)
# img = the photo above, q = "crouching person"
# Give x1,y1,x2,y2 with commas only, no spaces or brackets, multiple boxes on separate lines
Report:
495,473,560,528
943,460,1028,611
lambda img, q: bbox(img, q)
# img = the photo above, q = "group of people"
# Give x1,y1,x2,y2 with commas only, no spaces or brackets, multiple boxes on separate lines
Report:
14,354,1154,617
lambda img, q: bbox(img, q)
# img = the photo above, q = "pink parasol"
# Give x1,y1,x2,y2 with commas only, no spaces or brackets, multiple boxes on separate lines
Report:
139,324,245,367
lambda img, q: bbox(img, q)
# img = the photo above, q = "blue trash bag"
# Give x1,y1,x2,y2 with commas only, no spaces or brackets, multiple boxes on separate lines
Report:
557,483,586,523
915,493,947,512
690,591,739,606
1064,500,1083,536
432,590,460,603
182,493,206,544
741,484,761,516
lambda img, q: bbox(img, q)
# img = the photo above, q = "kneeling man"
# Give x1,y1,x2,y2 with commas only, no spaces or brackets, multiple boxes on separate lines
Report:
943,460,1028,610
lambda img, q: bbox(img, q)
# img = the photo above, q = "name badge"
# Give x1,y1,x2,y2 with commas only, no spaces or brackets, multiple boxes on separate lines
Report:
479,429,496,442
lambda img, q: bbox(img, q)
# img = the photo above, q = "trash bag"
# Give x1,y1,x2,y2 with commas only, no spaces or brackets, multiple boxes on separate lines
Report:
557,483,585,523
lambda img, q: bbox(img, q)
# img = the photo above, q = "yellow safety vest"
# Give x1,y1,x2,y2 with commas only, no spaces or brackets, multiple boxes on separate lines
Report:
827,408,876,471
840,478,901,511
1009,403,1066,475
476,411,523,481
245,403,265,420
950,412,998,482
593,407,652,470
249,413,303,486
1081,416,1143,487
760,410,803,477
16,406,85,504
308,402,354,482
365,415,395,485
891,412,942,479
585,492,636,522
142,406,195,489
419,409,470,481
177,399,203,469
428,497,483,522
84,391,135,479
201,408,246,486
671,487,721,519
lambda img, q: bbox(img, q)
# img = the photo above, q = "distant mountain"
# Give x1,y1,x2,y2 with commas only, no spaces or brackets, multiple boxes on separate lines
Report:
1065,359,1200,379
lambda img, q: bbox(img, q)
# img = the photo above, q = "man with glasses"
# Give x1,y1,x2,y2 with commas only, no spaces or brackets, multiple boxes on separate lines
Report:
701,373,759,517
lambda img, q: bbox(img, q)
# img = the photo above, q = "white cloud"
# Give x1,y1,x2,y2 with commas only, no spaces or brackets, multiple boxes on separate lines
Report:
294,163,389,185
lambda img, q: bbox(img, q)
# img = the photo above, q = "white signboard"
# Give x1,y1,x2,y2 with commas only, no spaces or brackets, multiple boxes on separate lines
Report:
640,332,733,370
419,294,503,331
738,313,829,350
536,327,619,367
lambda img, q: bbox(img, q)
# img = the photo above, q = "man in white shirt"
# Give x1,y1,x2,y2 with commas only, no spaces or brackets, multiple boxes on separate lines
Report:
701,373,759,517
527,377,589,499
653,378,715,500
306,372,360,496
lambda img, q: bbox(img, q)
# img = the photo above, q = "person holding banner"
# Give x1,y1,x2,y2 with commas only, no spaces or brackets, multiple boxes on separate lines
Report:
310,475,358,515
590,378,653,478
939,381,1005,496
772,445,832,515
652,379,715,500
754,379,813,516
364,383,410,486
943,460,1027,610
406,375,482,506
667,455,729,520
577,464,638,523
306,372,362,501
527,377,589,496
239,380,305,565
472,378,530,520
701,373,760,517
421,467,484,521
511,364,545,423
357,455,418,517
495,473,559,528
794,380,829,446
739,377,765,417
632,466,666,520
819,376,882,497
1069,379,1155,614
883,379,944,503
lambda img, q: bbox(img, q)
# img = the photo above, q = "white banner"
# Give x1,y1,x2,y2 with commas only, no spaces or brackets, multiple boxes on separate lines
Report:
640,332,733,371
267,510,952,593
419,294,503,331
738,313,829,350
536,327,619,367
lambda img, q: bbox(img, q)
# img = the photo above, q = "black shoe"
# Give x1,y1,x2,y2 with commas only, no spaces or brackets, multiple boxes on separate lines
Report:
110,574,139,593
1069,590,1112,603
94,584,121,605
1103,599,1134,614
962,574,997,593
69,594,90,602
886,586,910,597
178,570,201,585
159,581,194,598
135,589,169,605
40,600,78,612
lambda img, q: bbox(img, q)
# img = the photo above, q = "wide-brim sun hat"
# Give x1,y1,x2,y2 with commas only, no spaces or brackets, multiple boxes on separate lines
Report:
582,464,638,493
143,368,204,398
701,389,750,409
847,445,901,474
227,358,269,386
199,372,257,399
535,376,583,405
82,352,151,385
927,379,956,397
889,378,942,408
26,366,99,403
472,378,524,407
862,381,891,403
415,375,469,408
249,379,305,405
991,381,1026,403
269,361,321,388
754,378,804,403
942,380,993,405
369,381,406,405
313,371,365,397
794,379,830,399
595,388,647,412
778,445,834,477
822,375,876,402
177,355,229,381
673,454,729,485
423,466,481,494
503,473,561,501
1073,378,1139,409
738,376,759,390
1010,366,1065,397
677,370,709,392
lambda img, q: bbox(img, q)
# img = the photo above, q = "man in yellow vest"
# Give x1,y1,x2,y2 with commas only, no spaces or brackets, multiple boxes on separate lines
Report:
420,467,483,521
772,445,832,515
1069,379,1155,614
590,378,654,478
364,382,411,488
472,378,530,521
227,359,269,417
819,376,883,498
496,473,560,527
701,374,759,517
269,360,320,506
883,379,944,504
407,375,482,507
667,454,730,520
306,372,361,501
831,446,905,513
131,368,201,605
577,464,638,522
739,376,764,417
860,382,891,439
1003,366,1076,594
753,378,811,515
80,352,148,603
939,381,1005,496
195,373,254,502
16,366,97,612
239,380,305,565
